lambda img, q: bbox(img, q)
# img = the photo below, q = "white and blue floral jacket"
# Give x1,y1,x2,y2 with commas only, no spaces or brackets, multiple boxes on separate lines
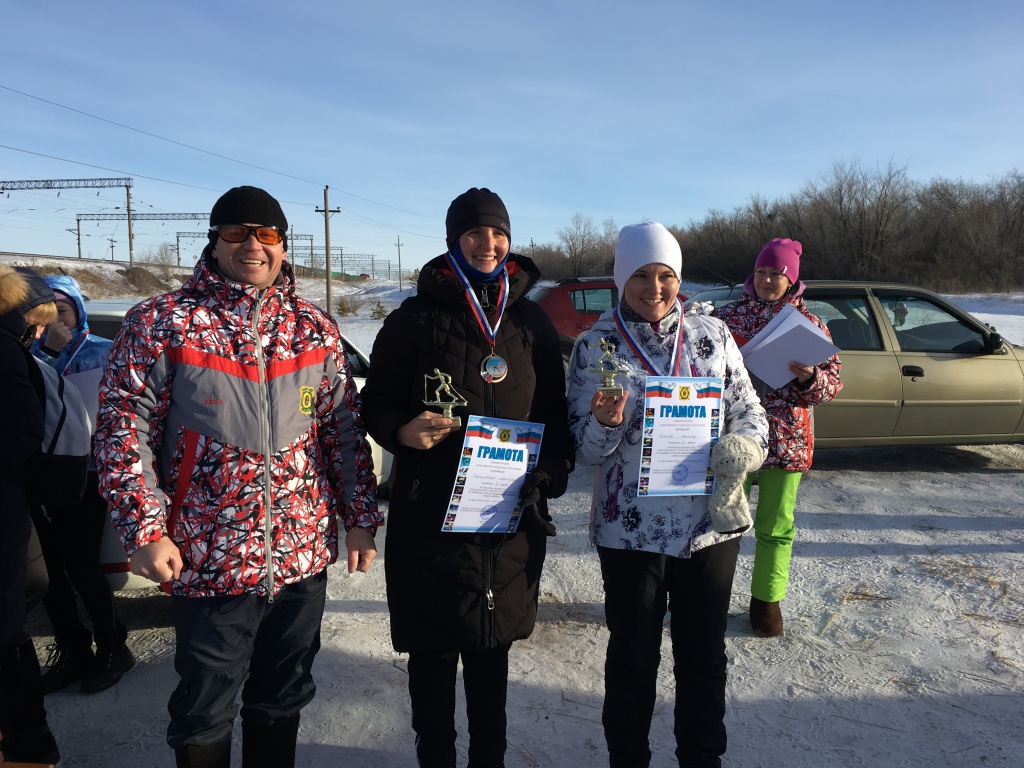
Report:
567,302,768,558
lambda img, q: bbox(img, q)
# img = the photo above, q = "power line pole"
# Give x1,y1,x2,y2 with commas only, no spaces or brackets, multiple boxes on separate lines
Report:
108,238,116,261
315,186,340,314
175,232,207,266
396,237,403,292
125,183,135,268
67,227,81,259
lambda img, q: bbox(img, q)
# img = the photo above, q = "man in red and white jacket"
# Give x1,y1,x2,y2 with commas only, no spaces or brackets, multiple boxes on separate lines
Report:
95,186,381,768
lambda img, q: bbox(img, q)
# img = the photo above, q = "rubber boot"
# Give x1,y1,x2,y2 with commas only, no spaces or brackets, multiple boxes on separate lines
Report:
242,712,300,768
0,639,61,764
749,597,784,637
174,740,231,768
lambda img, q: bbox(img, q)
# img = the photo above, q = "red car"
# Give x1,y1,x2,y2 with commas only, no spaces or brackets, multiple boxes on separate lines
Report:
528,277,620,365
528,277,687,366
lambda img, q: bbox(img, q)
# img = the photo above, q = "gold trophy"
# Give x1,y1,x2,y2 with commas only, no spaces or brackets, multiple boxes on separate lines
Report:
423,368,468,427
587,337,629,397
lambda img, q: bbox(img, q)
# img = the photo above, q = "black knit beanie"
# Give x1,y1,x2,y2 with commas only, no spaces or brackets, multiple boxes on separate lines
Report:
14,266,56,312
445,188,511,252
209,186,288,249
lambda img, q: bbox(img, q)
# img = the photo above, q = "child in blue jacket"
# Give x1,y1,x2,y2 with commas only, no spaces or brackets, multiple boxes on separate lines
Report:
32,275,134,694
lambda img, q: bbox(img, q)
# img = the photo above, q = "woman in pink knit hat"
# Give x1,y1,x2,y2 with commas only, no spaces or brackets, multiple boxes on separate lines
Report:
715,238,843,636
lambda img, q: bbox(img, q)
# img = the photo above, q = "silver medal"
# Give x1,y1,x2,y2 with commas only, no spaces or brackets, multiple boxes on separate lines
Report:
480,354,508,383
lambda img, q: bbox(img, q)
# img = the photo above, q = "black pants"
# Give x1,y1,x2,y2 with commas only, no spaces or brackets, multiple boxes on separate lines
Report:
598,538,740,768
166,569,327,749
32,472,124,652
0,470,31,650
408,644,511,768
0,468,55,759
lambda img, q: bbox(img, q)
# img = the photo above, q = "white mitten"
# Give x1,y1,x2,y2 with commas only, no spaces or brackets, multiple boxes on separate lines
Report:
708,434,766,534
685,300,715,316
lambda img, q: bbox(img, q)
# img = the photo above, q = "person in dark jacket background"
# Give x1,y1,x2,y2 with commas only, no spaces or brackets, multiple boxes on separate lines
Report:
361,187,574,768
31,274,133,694
0,265,60,764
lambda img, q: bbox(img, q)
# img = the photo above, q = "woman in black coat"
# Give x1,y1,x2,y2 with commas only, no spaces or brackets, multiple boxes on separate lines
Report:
361,188,573,768
0,266,60,764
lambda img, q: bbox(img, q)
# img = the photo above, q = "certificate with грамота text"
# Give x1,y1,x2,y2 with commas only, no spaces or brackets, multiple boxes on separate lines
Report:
637,376,722,497
441,415,544,534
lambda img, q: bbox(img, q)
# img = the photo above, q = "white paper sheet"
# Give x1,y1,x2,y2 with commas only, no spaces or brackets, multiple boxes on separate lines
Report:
740,308,839,390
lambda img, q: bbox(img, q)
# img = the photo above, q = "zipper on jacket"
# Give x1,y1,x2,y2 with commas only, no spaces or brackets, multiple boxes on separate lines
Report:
253,290,276,603
482,542,496,646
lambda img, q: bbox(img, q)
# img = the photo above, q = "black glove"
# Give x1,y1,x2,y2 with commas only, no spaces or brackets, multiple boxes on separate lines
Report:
518,469,550,509
518,470,557,536
543,464,570,499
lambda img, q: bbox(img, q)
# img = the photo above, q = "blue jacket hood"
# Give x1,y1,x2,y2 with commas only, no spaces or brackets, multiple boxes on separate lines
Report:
33,274,112,375
44,275,90,333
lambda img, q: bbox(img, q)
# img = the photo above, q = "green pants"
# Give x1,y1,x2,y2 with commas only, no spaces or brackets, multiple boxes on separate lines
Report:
744,469,803,602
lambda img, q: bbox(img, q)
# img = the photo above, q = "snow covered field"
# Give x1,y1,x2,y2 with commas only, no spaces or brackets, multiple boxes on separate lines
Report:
10,256,1024,767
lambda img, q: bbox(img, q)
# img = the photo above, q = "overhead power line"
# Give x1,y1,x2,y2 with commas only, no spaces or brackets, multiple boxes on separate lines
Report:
0,143,441,241
72,211,205,263
77,213,205,222
1,176,140,265
1,84,437,219
0,177,131,192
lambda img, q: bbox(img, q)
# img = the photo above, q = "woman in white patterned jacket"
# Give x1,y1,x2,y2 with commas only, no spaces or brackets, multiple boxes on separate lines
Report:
566,222,768,768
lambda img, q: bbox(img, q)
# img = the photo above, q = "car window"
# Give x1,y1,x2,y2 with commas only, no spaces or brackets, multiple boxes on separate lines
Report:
570,287,616,314
87,312,128,340
884,296,987,353
689,286,743,311
804,296,882,351
341,339,370,378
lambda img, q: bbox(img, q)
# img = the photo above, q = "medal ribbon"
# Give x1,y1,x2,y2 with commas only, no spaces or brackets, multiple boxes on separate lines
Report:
613,299,684,376
444,251,509,347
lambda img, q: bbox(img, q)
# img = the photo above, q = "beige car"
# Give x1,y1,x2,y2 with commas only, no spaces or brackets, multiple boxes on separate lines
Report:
688,281,1024,448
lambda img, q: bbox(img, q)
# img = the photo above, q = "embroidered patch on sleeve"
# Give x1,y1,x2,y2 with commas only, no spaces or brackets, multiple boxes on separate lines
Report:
299,386,315,415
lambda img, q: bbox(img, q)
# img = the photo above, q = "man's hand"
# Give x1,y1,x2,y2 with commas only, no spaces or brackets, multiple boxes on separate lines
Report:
346,527,377,574
397,410,457,450
130,538,183,583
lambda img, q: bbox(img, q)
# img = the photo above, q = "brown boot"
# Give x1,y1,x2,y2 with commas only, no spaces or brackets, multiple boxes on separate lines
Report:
749,597,784,637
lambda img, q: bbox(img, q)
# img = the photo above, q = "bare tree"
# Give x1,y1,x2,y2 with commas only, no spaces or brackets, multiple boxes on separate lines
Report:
526,242,570,281
557,213,600,277
794,158,916,279
140,242,177,280
590,218,618,275
523,163,1024,291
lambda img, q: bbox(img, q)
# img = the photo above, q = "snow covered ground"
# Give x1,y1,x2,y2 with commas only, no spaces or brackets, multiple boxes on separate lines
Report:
8,255,1024,767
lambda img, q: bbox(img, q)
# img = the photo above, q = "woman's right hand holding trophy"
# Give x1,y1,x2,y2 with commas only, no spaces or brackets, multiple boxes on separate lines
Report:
587,337,630,428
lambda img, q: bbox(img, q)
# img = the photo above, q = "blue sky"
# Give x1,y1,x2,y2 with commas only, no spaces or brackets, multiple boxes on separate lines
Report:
2,0,1022,272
